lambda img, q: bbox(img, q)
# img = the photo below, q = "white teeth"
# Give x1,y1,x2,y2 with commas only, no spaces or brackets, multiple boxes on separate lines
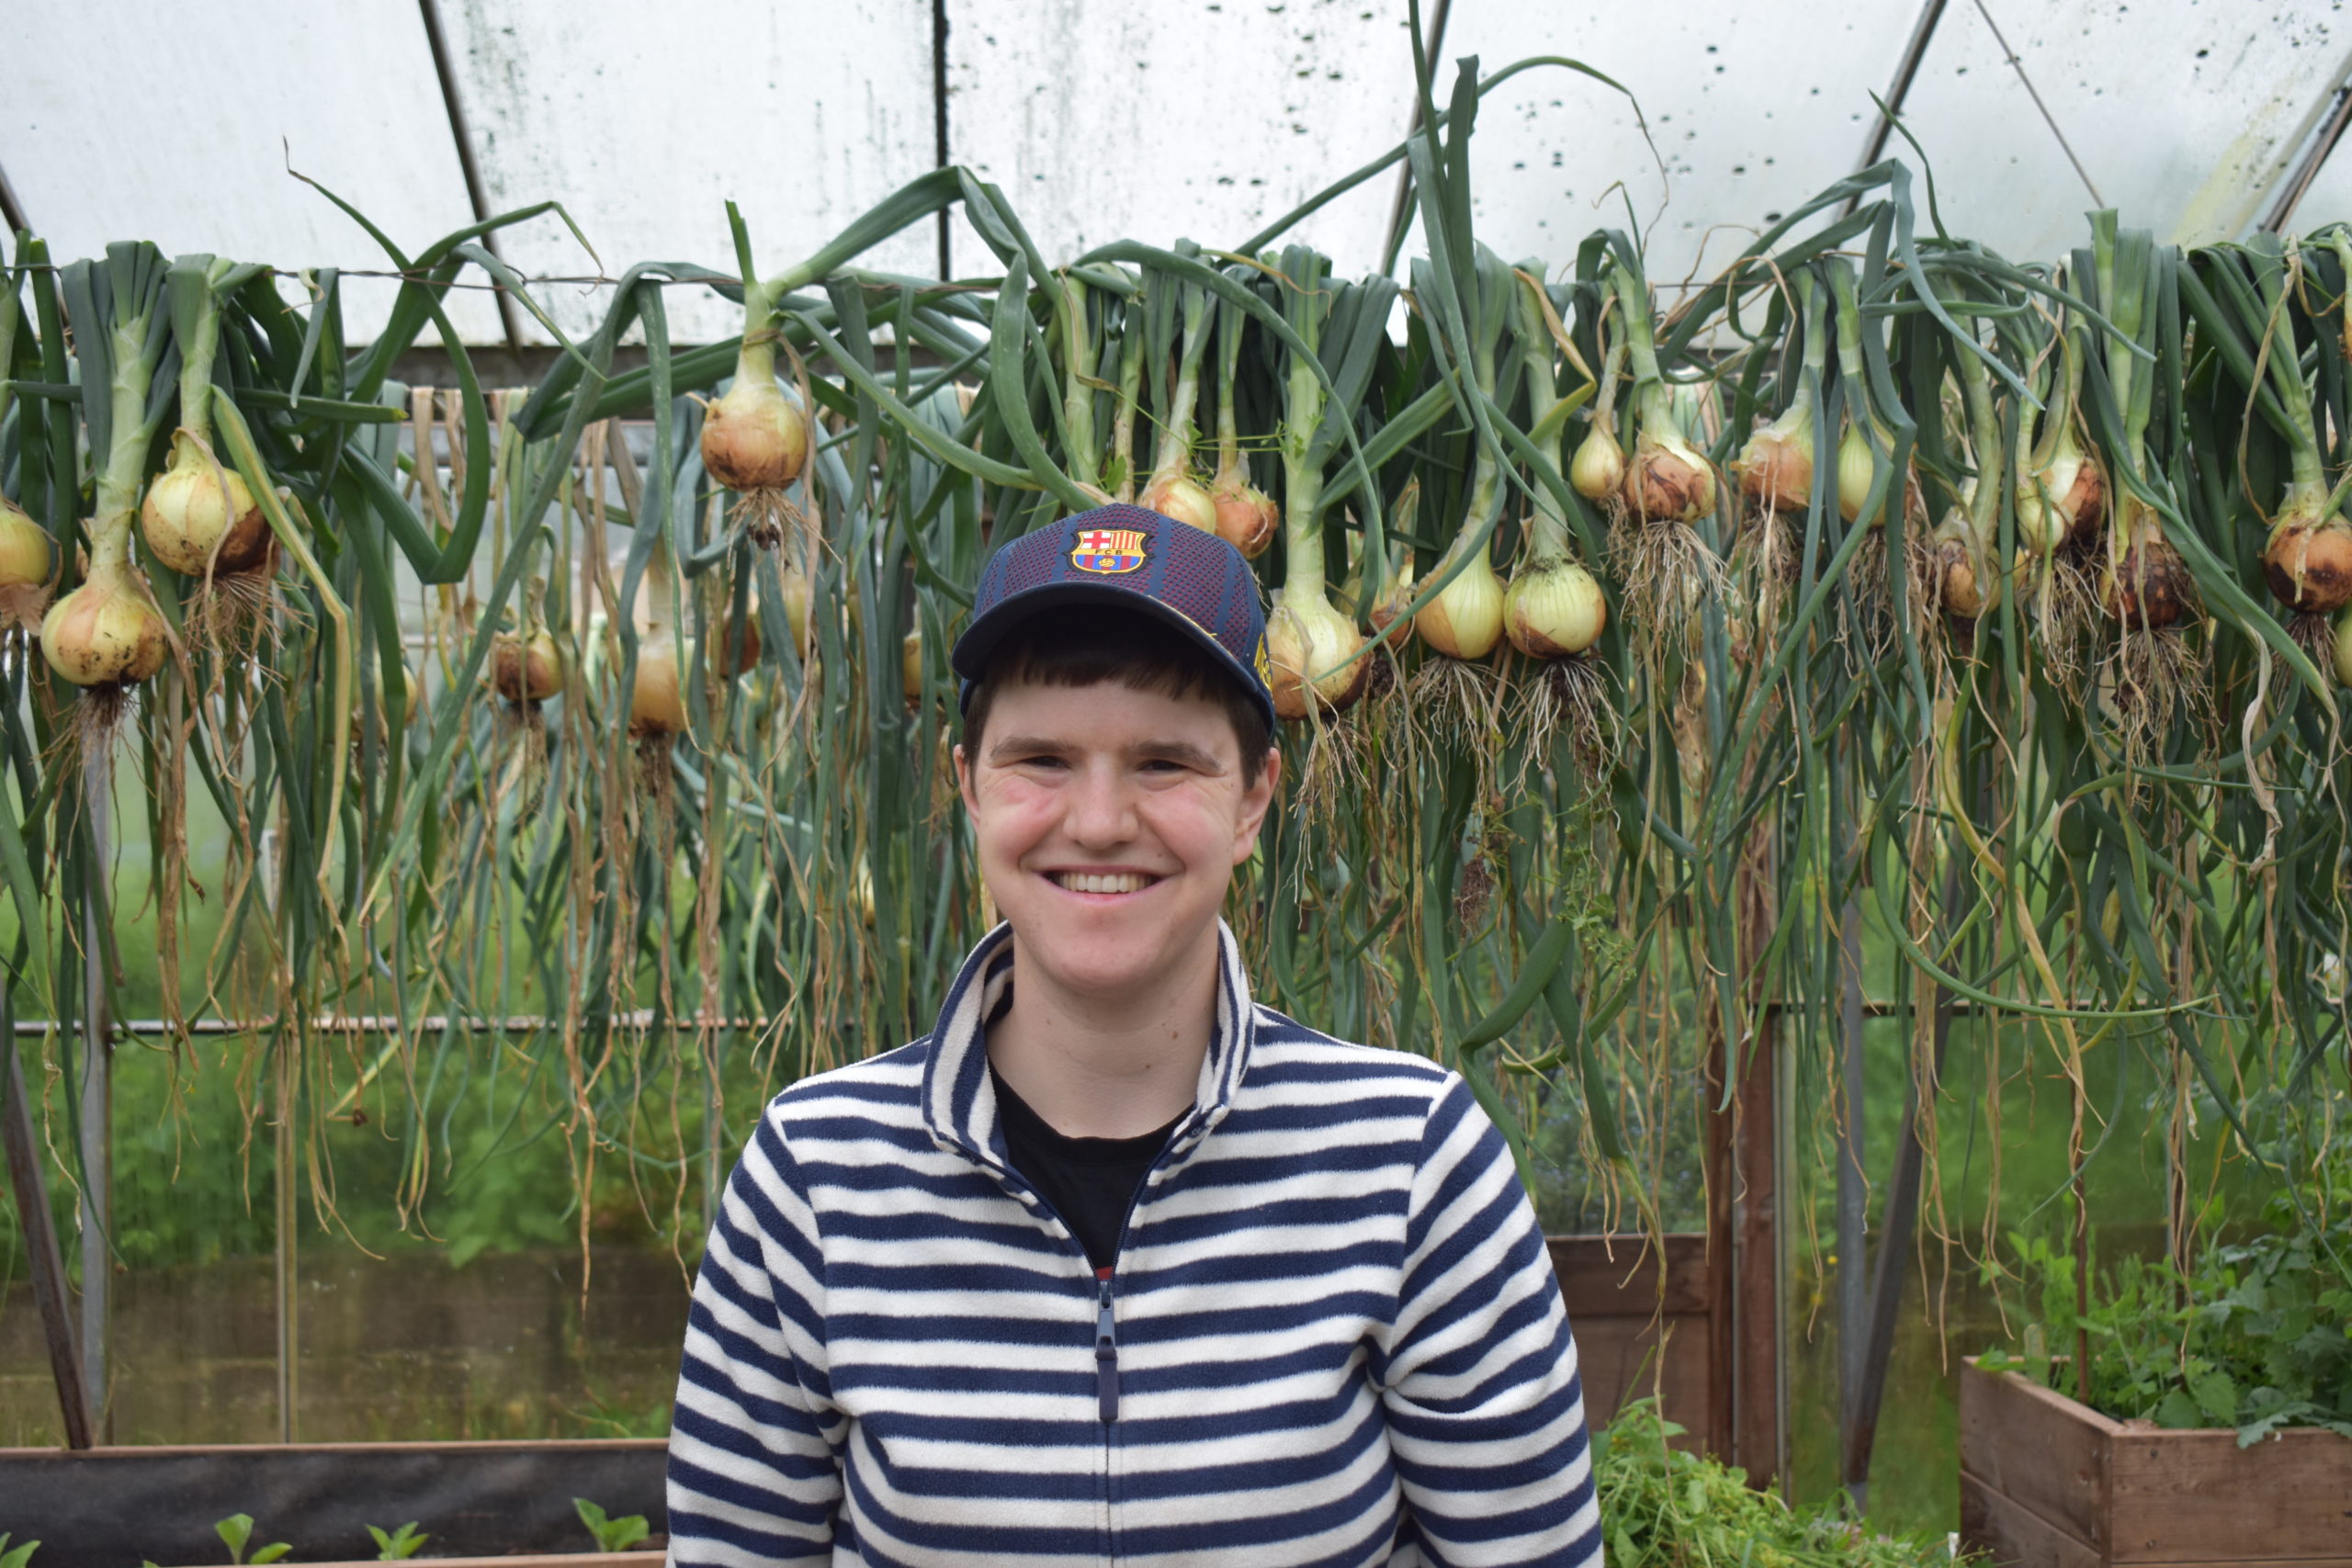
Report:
1052,871,1154,895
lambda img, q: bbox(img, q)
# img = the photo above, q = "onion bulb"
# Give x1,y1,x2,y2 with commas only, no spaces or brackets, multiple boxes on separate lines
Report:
1930,513,1998,621
1505,558,1607,658
140,430,269,577
1367,556,1419,650
1835,423,1879,525
1266,593,1367,719
0,495,56,630
491,629,564,704
2260,483,2352,615
1623,423,1716,523
629,633,687,736
1139,472,1218,536
2100,507,2193,629
902,626,924,704
1207,470,1278,558
2032,437,2105,548
1735,403,1814,515
1570,423,1626,502
1414,539,1506,660
702,366,808,495
40,561,168,687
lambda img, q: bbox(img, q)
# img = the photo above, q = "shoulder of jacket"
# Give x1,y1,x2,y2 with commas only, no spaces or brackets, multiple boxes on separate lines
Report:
762,1037,931,1126
1247,1006,1456,1094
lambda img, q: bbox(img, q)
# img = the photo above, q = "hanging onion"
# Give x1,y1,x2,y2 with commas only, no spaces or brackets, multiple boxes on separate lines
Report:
41,560,168,687
141,430,270,577
0,495,56,631
491,629,565,704
1505,558,1607,657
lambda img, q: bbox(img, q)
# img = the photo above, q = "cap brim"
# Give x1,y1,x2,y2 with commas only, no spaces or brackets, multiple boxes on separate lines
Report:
951,579,1276,732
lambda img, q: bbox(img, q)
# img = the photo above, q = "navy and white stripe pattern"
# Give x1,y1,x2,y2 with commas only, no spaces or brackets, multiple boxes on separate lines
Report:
667,922,1600,1565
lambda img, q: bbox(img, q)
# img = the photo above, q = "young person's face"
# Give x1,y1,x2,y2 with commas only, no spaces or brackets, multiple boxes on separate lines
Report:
956,677,1278,1004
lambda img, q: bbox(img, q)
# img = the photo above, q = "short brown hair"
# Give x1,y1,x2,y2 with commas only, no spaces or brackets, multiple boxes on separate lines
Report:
961,606,1274,785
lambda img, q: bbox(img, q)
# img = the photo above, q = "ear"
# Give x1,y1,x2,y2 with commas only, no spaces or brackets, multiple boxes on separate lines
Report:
1230,746,1281,865
954,743,978,817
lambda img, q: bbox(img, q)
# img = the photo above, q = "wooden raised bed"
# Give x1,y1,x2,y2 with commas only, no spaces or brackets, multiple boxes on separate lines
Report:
0,1235,1714,1564
1547,1234,1721,1454
0,1438,664,1567
1959,1358,2352,1567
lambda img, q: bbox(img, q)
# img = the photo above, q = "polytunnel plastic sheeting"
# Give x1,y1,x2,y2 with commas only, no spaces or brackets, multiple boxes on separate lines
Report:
434,0,943,347
942,0,1421,274
1,0,504,346
9,0,2352,348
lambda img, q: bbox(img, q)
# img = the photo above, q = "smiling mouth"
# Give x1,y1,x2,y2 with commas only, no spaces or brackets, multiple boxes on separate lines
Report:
1046,871,1161,895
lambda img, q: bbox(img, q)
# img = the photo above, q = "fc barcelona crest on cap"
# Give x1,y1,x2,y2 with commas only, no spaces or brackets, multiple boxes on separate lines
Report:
1070,526,1148,575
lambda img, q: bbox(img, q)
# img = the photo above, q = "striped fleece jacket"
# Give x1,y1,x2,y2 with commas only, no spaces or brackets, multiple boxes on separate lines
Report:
666,921,1600,1565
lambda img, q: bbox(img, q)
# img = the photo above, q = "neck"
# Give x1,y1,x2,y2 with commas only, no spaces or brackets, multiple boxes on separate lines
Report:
988,925,1219,1139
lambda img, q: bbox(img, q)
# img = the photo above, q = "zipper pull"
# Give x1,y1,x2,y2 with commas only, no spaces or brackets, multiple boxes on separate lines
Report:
1095,1274,1120,1424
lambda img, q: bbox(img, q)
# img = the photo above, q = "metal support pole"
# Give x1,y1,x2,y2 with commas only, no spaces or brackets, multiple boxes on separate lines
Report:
76,762,112,1438
414,0,526,357
1835,895,1868,1510
3,998,95,1449
1842,861,1962,1510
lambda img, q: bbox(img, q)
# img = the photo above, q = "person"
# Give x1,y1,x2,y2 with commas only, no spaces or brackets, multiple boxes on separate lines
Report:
665,503,1600,1565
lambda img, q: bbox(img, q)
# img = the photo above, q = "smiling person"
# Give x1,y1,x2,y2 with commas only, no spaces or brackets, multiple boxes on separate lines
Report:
666,504,1600,1566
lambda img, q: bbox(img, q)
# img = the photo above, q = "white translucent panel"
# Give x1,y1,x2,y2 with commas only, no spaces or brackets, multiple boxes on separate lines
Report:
1392,3,1922,294
944,0,1421,272
1886,0,2349,266
439,0,943,347
0,1,502,345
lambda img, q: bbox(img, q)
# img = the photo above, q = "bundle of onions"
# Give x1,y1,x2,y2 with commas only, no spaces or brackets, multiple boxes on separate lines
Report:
1729,271,1826,630
141,257,272,586
1204,270,1278,558
2242,250,2352,656
1930,320,2014,628
2088,213,2203,749
1264,247,1368,719
1504,271,1607,661
703,206,811,549
2016,329,2105,558
0,494,57,632
1606,258,1719,656
42,243,175,720
1733,271,1821,525
1136,276,1218,535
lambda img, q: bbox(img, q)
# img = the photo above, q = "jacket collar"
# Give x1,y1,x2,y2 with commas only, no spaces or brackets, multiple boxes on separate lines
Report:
921,919,1257,1171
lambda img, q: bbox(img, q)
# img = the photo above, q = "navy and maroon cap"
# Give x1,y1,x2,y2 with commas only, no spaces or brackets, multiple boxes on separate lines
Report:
950,503,1277,732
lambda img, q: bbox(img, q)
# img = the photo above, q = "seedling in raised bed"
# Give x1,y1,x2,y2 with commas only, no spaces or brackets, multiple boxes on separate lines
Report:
573,1497,650,1553
366,1521,428,1562
214,1514,290,1565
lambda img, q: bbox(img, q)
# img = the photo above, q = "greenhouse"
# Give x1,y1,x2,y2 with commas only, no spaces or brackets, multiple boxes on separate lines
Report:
3,0,2350,1562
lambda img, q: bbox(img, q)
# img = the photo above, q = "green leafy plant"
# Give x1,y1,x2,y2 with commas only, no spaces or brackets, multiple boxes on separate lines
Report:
0,1532,40,1568
573,1497,650,1554
213,1513,290,1565
1596,1400,1962,1565
365,1521,428,1562
1981,1144,2352,1447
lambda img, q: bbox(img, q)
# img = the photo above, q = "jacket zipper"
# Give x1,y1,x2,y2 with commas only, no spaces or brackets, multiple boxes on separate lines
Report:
1095,1270,1120,1423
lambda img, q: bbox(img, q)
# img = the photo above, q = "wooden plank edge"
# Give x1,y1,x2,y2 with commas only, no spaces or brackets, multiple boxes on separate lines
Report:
1960,1469,2101,1568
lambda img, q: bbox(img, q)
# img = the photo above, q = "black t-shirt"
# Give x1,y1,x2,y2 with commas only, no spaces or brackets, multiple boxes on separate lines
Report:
991,1066,1187,1273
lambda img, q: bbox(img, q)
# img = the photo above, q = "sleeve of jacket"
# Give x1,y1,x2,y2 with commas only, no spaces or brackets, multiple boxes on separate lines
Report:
666,1107,844,1565
1379,1073,1601,1568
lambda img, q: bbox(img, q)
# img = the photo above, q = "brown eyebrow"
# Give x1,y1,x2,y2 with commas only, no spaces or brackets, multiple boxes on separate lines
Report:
985,735,1227,773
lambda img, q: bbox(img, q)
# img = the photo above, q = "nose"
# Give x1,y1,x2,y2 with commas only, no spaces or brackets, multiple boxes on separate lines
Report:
1063,755,1138,847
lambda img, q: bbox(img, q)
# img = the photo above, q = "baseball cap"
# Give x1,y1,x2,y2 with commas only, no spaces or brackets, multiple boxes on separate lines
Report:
950,503,1277,732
